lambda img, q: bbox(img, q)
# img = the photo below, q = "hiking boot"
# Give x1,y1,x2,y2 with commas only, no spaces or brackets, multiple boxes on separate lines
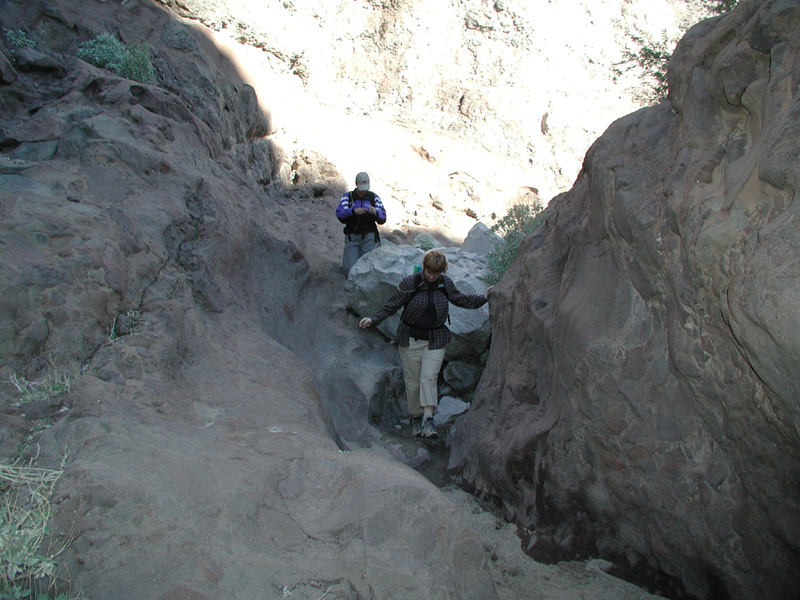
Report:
420,418,439,439
411,416,423,438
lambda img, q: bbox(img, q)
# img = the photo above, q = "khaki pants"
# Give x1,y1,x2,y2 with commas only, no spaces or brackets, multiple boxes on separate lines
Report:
398,338,446,417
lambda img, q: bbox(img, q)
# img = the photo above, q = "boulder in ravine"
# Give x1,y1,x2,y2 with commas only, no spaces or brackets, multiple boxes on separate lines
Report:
451,3,800,600
434,396,470,429
460,221,502,257
442,360,483,398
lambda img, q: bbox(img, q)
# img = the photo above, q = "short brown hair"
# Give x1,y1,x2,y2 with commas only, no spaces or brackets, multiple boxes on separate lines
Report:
422,250,448,274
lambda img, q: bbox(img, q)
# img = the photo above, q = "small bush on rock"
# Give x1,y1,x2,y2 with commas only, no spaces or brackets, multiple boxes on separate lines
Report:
415,233,437,251
614,31,672,105
485,202,545,285
76,33,155,84
76,33,125,69
116,42,155,83
614,0,741,105
3,28,36,50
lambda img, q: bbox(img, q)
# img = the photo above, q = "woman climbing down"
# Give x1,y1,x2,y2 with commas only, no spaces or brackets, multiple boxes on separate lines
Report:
358,250,491,439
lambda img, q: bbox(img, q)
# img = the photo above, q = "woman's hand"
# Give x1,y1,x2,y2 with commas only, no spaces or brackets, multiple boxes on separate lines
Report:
359,317,373,329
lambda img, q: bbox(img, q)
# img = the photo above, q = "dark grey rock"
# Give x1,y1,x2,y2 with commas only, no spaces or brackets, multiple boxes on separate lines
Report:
443,361,482,395
450,3,800,600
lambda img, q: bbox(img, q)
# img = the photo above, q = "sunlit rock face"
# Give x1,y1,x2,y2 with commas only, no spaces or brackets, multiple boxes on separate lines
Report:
451,2,800,599
160,0,705,239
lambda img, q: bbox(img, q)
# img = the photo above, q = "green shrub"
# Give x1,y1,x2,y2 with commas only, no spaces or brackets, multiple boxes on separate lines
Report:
76,33,155,84
75,33,124,69
415,233,437,251
614,31,672,105
485,202,545,285
116,42,155,83
3,28,36,50
614,1,741,105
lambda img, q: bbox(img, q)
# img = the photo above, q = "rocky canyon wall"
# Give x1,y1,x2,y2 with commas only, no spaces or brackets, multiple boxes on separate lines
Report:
5,0,797,599
0,1,500,598
451,1,800,599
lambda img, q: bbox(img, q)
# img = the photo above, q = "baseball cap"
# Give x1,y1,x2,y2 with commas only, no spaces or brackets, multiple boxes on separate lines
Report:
355,172,370,192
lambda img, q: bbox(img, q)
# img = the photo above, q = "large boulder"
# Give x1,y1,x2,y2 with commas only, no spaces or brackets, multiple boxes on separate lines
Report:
344,243,491,362
451,3,800,600
460,221,502,257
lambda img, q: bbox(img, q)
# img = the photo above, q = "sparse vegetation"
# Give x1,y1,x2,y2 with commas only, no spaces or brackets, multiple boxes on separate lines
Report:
109,309,143,342
0,452,80,600
485,202,546,285
76,33,155,84
2,367,78,600
7,367,73,455
3,28,36,50
615,0,741,105
702,0,740,14
9,372,71,407
614,31,672,105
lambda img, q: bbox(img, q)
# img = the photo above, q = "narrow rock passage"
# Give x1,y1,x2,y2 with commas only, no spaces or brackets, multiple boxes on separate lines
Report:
371,422,670,600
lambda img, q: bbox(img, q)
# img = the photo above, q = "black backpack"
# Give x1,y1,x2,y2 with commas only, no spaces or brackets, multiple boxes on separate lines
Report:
402,273,451,328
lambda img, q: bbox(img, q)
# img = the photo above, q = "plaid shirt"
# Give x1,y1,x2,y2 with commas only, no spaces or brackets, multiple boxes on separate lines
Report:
371,273,488,349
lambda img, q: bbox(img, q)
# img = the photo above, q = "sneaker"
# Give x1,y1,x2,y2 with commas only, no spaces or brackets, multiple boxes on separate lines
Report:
410,416,423,438
420,418,439,439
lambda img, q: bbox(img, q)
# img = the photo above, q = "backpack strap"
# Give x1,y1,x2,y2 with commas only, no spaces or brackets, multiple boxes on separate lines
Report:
409,273,449,300
401,274,451,327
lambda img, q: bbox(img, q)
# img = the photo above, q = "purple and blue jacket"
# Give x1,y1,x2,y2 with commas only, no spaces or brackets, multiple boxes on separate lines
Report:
336,190,387,240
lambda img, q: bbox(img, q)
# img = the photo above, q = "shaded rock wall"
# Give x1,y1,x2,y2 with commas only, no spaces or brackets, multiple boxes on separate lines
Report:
0,1,500,598
0,0,271,376
451,2,800,599
155,0,706,238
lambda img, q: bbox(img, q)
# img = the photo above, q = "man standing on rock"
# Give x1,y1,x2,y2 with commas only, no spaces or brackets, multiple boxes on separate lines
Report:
336,172,387,277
